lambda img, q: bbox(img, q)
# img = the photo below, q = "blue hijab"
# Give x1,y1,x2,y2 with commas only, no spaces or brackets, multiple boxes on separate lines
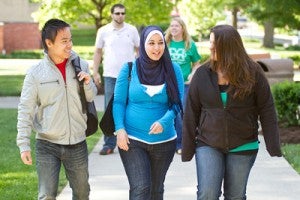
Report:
136,25,182,114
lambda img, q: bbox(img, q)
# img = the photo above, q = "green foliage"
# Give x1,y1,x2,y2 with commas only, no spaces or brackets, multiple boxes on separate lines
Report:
126,0,173,27
282,143,300,173
271,81,300,127
178,0,225,37
199,53,210,63
32,0,173,29
286,45,300,51
287,54,300,67
246,0,300,29
0,108,102,199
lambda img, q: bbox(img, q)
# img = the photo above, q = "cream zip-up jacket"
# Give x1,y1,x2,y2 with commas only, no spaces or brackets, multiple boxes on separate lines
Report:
17,51,97,153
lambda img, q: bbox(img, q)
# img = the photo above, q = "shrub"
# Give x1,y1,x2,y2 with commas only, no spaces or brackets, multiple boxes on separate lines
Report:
271,81,300,127
0,50,43,59
200,53,209,63
287,54,300,67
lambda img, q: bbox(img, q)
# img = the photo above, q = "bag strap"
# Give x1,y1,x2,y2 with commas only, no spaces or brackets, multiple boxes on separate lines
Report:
128,62,132,80
127,62,133,103
71,56,87,114
72,60,132,114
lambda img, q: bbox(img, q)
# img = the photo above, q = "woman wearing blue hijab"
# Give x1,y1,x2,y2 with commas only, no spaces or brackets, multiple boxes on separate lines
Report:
113,25,184,199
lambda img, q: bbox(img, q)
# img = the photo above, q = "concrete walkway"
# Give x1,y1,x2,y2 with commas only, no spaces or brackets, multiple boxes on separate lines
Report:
1,96,300,200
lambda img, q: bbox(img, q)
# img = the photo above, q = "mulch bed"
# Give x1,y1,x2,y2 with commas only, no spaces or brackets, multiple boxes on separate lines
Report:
279,125,300,144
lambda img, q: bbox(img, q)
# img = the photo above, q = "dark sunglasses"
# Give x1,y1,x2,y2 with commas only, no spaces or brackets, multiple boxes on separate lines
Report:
114,12,126,15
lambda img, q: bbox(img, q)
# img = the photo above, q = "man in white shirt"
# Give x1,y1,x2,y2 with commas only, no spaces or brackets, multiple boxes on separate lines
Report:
93,3,139,155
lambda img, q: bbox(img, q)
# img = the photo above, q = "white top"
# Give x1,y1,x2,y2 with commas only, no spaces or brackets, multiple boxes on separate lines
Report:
95,22,140,78
142,84,165,97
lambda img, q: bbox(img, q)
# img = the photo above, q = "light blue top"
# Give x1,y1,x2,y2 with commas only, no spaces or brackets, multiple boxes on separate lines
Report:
113,61,184,144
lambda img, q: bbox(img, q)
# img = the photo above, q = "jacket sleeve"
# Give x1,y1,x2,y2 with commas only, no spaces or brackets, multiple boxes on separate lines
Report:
255,69,282,157
182,67,203,161
16,71,38,153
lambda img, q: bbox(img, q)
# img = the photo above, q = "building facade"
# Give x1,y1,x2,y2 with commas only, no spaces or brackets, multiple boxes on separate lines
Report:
0,0,40,54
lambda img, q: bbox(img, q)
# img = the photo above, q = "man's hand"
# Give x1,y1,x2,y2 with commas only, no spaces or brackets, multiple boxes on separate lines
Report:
21,151,32,165
94,71,102,85
78,71,92,85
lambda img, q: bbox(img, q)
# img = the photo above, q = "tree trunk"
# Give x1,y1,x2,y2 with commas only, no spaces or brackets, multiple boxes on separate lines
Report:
263,20,274,48
232,7,238,29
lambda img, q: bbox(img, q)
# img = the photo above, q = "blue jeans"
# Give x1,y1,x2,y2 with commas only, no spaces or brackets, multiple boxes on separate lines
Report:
175,84,189,150
103,77,117,149
195,146,257,200
119,139,176,200
36,139,90,200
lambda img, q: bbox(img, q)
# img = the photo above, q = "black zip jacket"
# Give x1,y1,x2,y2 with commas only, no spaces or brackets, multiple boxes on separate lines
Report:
182,63,282,161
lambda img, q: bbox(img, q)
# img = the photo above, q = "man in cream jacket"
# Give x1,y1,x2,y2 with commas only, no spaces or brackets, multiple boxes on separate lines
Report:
16,19,97,200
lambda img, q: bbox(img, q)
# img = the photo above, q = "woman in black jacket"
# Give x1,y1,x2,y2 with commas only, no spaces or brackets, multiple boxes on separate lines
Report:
182,24,282,200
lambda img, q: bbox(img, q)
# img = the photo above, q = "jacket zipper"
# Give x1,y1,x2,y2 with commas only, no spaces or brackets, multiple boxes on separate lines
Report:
40,80,59,85
224,94,230,152
224,107,229,152
65,83,72,144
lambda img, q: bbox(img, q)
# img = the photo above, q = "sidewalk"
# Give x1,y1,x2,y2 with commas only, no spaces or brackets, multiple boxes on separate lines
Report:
57,134,300,200
1,96,300,199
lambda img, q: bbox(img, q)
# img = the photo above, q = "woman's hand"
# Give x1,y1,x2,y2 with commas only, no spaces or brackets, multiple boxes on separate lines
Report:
149,122,163,134
116,129,130,151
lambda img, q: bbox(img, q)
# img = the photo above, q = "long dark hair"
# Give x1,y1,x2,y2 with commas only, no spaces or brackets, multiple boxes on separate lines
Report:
210,25,259,99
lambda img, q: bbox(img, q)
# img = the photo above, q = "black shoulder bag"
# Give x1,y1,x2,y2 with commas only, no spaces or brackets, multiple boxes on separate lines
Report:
72,56,98,137
99,62,132,137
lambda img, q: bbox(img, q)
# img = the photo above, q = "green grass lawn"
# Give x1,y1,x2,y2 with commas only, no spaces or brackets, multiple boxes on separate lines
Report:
0,75,24,96
0,109,102,199
282,144,300,173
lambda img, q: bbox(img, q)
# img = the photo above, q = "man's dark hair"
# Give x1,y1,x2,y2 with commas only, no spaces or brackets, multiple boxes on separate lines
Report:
41,19,70,52
110,3,125,13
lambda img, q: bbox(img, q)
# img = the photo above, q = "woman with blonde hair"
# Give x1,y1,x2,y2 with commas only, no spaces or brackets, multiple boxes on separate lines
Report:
165,17,201,154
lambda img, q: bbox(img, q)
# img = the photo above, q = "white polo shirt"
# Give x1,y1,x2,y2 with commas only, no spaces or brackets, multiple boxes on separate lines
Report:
95,22,140,78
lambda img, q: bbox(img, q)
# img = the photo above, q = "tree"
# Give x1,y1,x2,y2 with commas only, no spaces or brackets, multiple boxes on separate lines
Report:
31,0,173,30
221,0,251,29
175,0,251,38
246,0,300,48
177,0,225,39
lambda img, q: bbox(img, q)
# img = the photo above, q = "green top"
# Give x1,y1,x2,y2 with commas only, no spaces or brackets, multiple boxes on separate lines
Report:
169,40,201,81
220,91,259,152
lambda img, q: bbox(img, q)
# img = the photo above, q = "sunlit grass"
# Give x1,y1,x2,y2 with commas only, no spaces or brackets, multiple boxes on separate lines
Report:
282,144,300,174
0,109,102,199
0,75,24,96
